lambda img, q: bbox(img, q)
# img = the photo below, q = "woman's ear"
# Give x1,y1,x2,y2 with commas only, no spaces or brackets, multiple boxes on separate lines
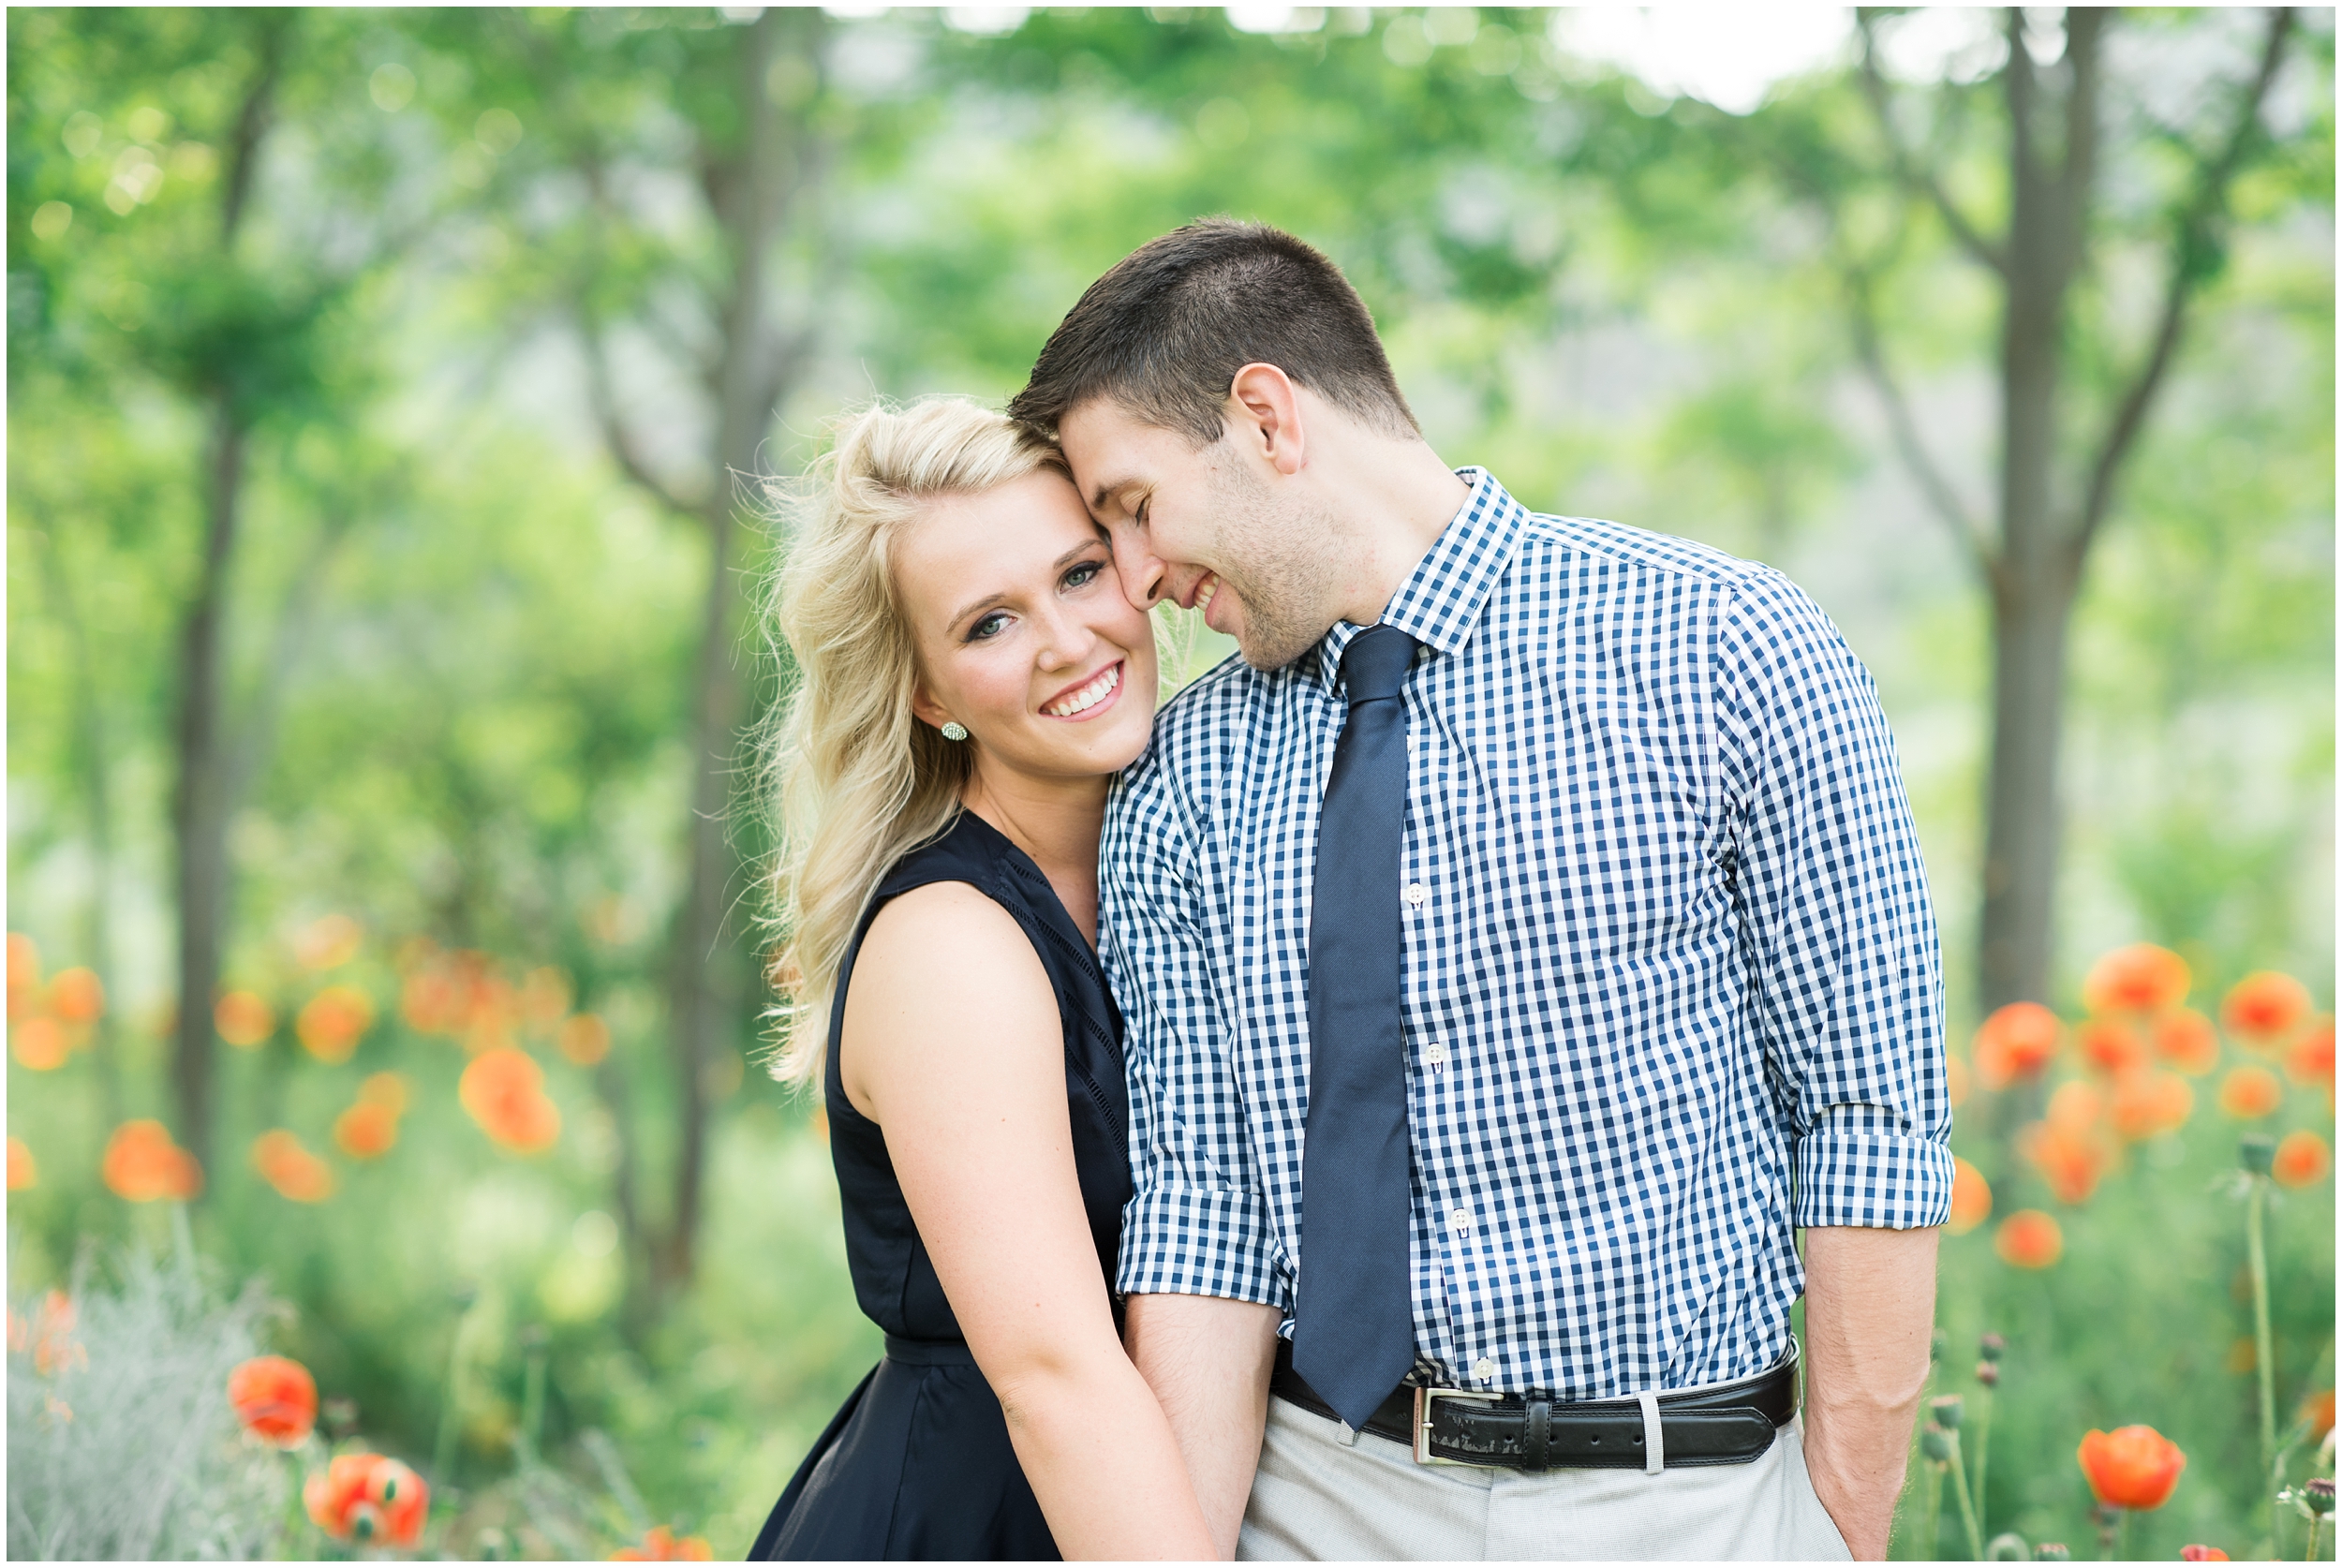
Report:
909,674,954,733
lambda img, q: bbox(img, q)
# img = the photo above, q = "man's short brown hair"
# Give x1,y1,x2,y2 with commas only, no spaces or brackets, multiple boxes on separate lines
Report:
1007,218,1420,449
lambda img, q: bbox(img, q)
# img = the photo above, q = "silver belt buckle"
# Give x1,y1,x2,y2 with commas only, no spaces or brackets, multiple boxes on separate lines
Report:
1412,1385,1503,1466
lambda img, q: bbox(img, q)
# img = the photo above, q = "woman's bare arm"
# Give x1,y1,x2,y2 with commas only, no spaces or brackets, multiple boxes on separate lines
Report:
844,882,1214,1561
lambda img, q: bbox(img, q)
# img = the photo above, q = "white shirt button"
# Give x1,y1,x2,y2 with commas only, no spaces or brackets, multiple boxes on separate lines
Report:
1405,882,1428,907
1425,1042,1448,1068
1474,1357,1497,1382
1449,1206,1471,1235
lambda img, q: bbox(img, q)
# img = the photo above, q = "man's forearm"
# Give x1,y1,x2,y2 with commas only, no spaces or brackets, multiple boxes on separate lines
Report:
1123,1293,1283,1560
1801,1224,1940,1561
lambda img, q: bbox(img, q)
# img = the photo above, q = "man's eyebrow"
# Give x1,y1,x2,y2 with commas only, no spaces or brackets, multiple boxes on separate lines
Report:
1088,474,1135,516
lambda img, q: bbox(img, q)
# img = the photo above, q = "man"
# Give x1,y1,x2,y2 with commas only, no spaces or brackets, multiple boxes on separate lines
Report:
1008,219,1949,1561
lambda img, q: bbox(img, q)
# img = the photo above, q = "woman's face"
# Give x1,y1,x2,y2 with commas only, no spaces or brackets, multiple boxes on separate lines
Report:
897,467,1160,783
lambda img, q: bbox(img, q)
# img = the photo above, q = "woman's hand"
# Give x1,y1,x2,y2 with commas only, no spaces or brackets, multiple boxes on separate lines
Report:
845,881,1216,1561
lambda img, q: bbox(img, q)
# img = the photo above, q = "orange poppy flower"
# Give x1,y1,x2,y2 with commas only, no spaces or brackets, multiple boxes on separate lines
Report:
7,1136,34,1191
358,1071,410,1114
1948,1157,1992,1235
27,1289,84,1376
2218,1065,2283,1119
2077,1424,2186,1510
2154,1008,2221,1076
333,1102,399,1161
1974,1002,2063,1090
7,933,39,1023
295,985,376,1064
46,968,105,1026
521,967,572,1033
11,1016,70,1072
1994,1209,2063,1269
2222,971,2313,1051
2301,1388,2335,1443
215,991,275,1049
2272,1131,2330,1189
2286,1015,2334,1088
2082,944,2190,1016
304,1452,428,1546
101,1120,203,1202
611,1525,715,1561
2077,1018,2148,1075
400,958,467,1036
2108,1070,2192,1143
293,913,364,971
228,1354,318,1447
2019,1117,2112,1205
459,1047,561,1154
2180,1547,2231,1561
251,1132,335,1204
556,1013,612,1067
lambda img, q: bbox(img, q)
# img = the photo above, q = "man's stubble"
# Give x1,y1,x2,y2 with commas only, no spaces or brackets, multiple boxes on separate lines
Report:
1204,457,1352,672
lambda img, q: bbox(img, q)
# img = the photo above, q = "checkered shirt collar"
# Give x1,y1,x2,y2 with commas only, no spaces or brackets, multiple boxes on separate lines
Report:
1310,466,1524,691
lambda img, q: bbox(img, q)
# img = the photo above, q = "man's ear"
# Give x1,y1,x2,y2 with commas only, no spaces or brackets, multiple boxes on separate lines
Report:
1226,362,1307,477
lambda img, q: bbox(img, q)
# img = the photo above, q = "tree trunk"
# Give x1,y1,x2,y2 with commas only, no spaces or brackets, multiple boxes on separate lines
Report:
168,22,281,1172
1974,7,2091,1013
657,7,790,1287
170,407,248,1173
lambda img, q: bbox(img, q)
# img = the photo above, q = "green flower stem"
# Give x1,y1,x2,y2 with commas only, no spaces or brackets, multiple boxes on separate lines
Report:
1948,1434,1985,1560
2249,1175,2279,1544
432,1297,476,1495
1921,1460,1945,1561
1974,1385,1994,1540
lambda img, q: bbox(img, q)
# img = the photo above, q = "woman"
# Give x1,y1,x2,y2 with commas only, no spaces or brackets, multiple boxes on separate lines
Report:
749,398,1213,1561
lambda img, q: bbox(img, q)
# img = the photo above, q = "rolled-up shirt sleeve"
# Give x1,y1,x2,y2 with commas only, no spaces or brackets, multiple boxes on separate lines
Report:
1100,747,1286,1308
1715,570,1954,1231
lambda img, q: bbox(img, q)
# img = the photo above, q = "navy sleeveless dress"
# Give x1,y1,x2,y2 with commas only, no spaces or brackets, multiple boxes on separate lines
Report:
749,810,1132,1561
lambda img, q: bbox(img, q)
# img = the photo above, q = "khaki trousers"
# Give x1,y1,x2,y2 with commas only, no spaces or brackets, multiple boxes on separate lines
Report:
1238,1394,1856,1561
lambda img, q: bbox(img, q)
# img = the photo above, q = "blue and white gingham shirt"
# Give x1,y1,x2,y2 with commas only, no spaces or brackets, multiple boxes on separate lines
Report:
1100,468,1953,1400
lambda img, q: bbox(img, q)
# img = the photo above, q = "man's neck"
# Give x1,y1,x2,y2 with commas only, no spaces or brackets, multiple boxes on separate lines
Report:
1312,431,1472,628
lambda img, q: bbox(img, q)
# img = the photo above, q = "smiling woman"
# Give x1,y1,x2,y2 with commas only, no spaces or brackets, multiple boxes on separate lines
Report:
748,397,1207,1561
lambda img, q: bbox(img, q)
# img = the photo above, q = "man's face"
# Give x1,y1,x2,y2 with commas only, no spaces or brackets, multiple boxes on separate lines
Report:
1058,397,1346,671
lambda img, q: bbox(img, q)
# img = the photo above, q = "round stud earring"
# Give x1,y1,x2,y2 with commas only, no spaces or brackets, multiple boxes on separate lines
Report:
941,721,969,742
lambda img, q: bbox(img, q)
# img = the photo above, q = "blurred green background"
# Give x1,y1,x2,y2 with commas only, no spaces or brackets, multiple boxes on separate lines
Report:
7,6,2334,1559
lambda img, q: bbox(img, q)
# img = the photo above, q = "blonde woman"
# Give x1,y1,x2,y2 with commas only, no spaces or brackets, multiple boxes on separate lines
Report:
749,399,1212,1561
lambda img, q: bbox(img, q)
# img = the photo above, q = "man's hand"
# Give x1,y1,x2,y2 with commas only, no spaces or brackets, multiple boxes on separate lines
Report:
1801,1225,1939,1560
1124,1294,1283,1560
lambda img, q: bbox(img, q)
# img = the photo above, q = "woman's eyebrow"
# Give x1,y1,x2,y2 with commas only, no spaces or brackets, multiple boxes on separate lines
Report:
946,542,1106,629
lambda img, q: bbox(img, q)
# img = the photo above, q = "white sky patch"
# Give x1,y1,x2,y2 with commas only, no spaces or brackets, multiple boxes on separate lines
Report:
1550,7,1854,114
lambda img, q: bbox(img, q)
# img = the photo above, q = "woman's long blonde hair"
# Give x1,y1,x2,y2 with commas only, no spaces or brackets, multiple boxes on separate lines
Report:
760,397,1069,1089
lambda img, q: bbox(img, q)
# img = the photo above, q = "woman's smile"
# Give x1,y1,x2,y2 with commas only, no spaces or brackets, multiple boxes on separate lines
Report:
1042,660,1124,720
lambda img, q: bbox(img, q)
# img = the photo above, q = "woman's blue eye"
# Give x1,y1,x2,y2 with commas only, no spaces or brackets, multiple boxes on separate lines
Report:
969,612,1010,642
1062,560,1104,590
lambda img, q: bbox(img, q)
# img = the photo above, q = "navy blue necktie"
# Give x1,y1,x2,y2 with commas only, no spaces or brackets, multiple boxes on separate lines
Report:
1292,623,1420,1431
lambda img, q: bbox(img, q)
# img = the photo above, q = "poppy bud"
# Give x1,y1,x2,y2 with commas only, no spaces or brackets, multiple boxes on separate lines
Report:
1931,1326,1947,1363
1921,1427,1954,1462
1930,1394,1964,1429
2035,1546,2070,1561
2305,1477,2335,1516
1979,1332,2006,1362
2240,1132,2275,1175
1986,1532,2028,1560
1977,1359,2000,1388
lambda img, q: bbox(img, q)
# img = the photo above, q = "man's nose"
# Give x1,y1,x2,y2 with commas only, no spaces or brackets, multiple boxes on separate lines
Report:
1109,523,1166,610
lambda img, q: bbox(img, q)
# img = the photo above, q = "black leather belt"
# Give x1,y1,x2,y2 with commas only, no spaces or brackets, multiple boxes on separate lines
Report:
1270,1339,1798,1471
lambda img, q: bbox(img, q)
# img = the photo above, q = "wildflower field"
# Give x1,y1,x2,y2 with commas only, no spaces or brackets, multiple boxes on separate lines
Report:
7,4,2332,1561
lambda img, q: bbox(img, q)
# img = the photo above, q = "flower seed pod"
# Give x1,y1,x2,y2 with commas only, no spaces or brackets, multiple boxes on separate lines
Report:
1922,1427,1954,1462
2240,1132,2276,1176
1930,1394,1964,1429
1980,1332,2007,1363
2034,1545,2071,1561
2305,1477,2335,1516
1977,1359,2001,1388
